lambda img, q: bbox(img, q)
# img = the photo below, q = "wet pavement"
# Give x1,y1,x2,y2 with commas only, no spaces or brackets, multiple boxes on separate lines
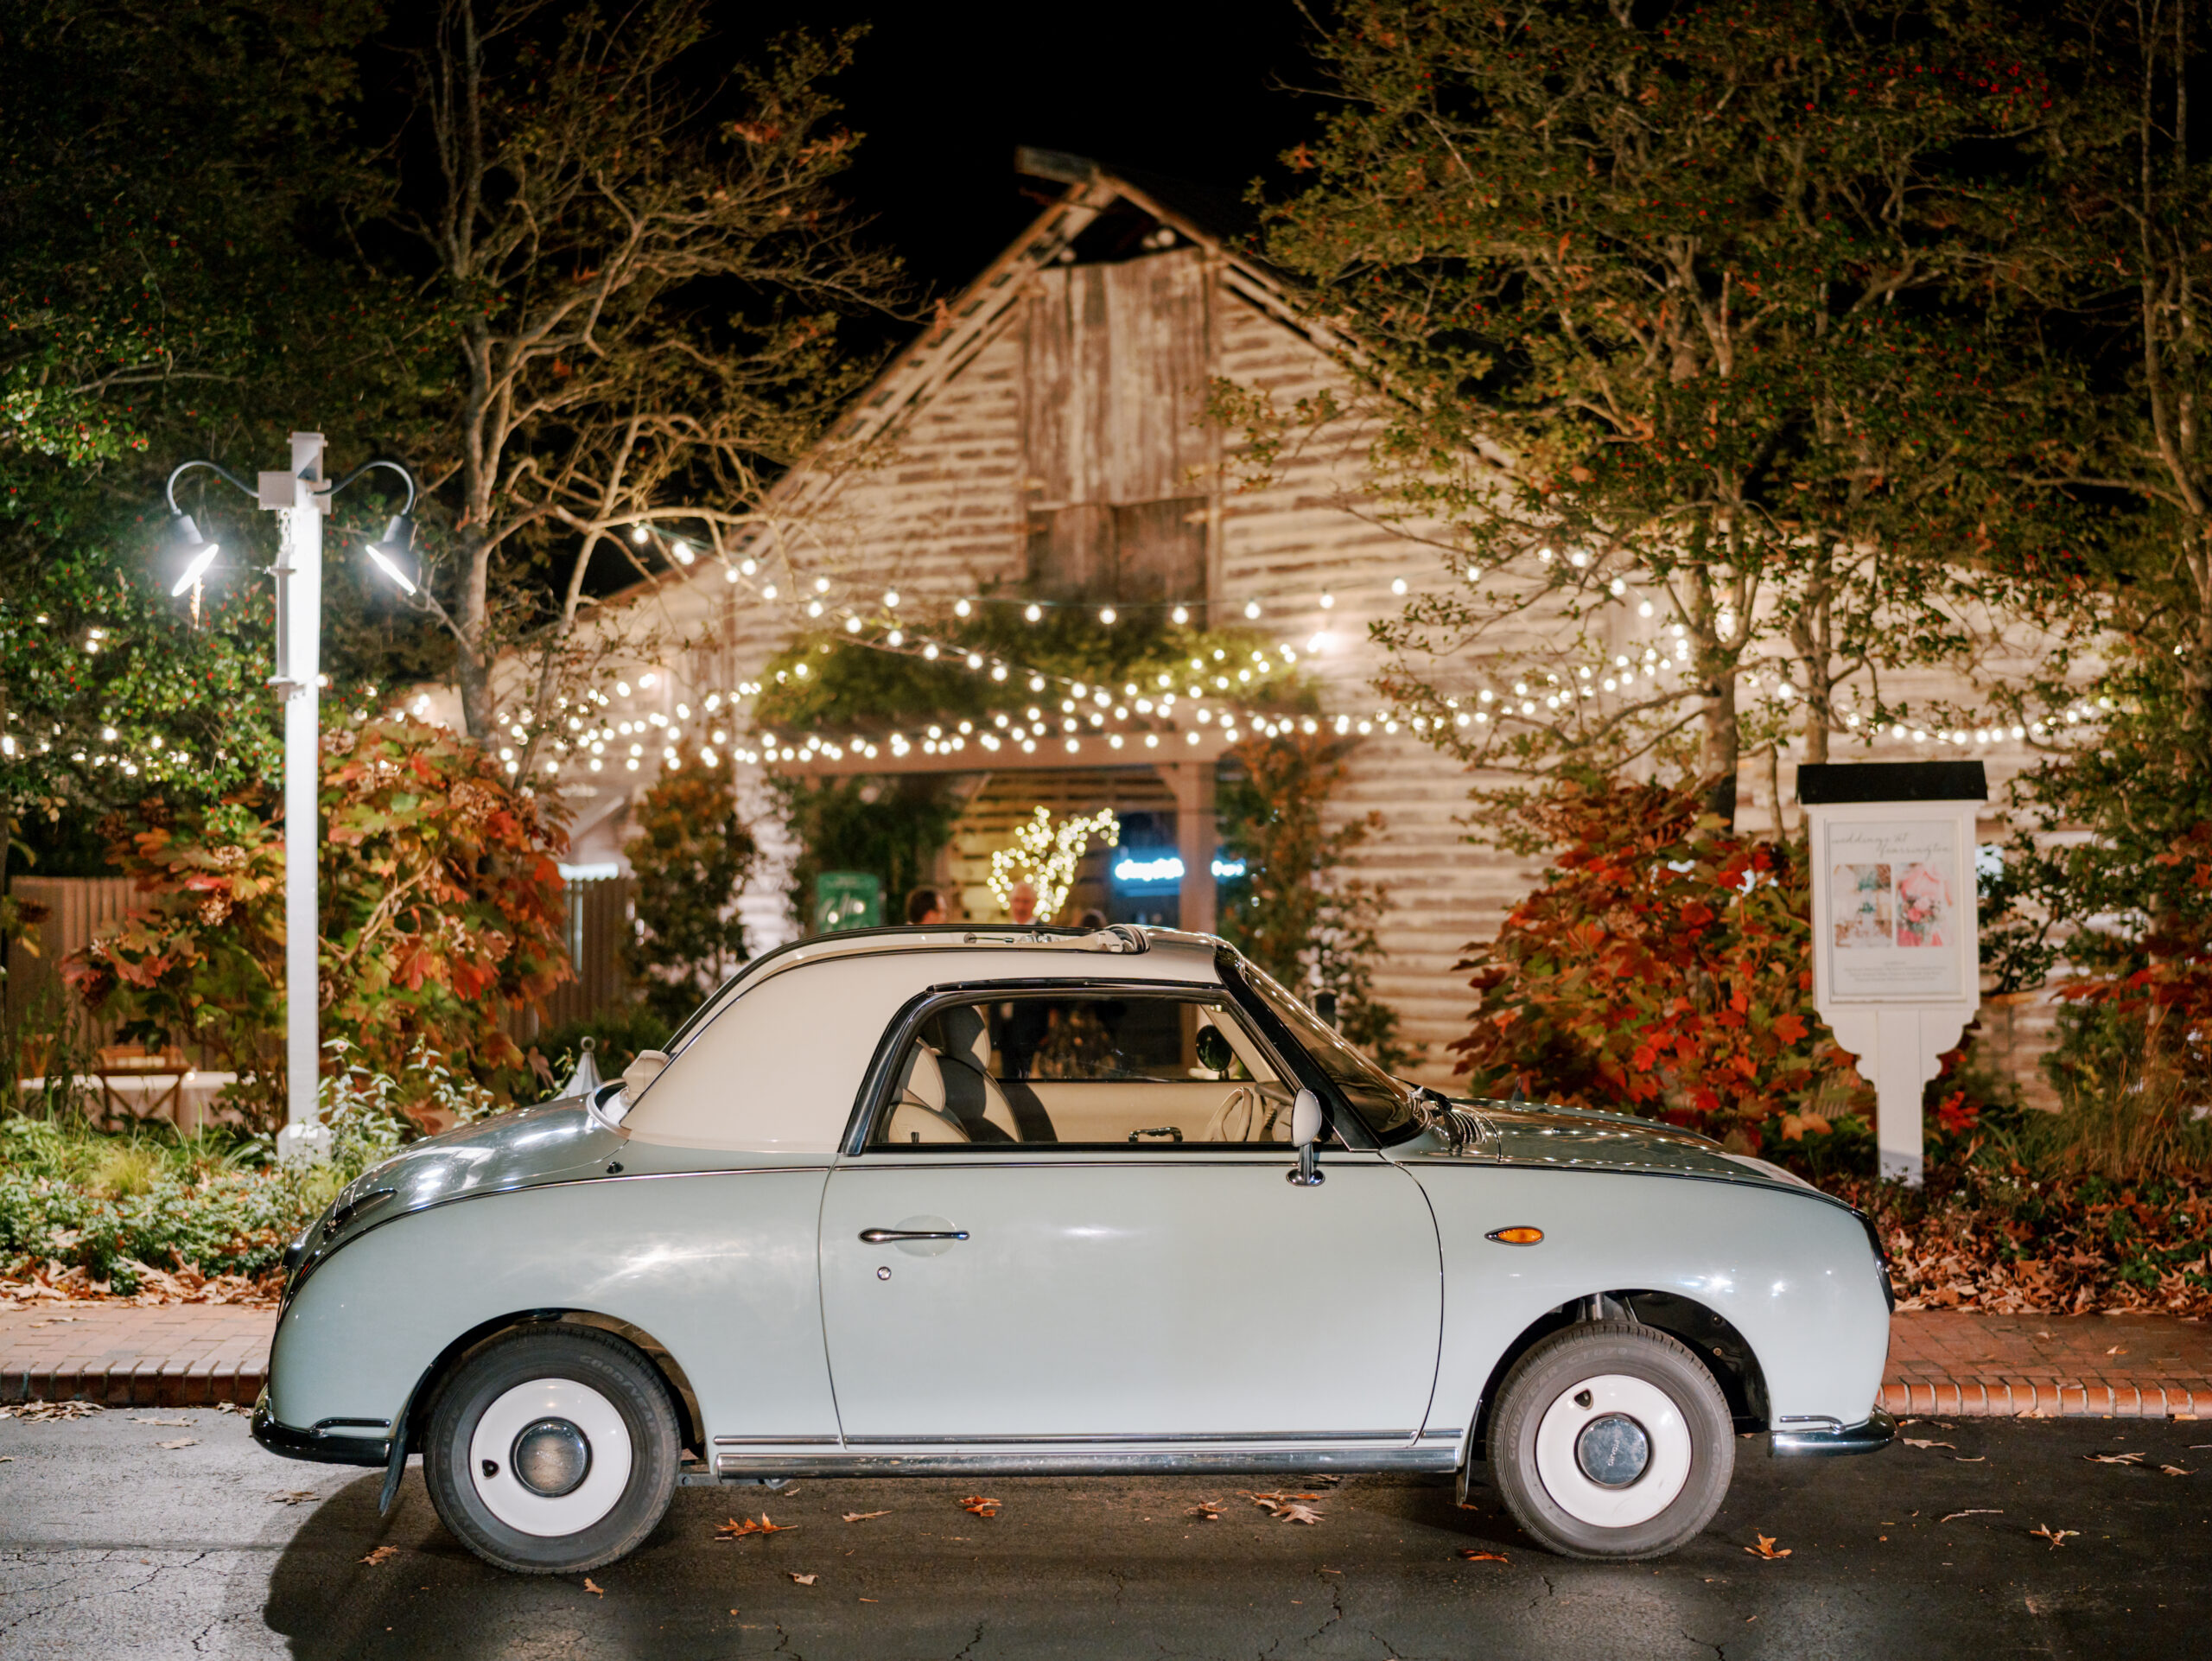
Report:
2,1410,2206,1658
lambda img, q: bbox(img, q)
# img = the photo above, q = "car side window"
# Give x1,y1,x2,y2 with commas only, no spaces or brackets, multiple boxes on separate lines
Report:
867,995,1297,1149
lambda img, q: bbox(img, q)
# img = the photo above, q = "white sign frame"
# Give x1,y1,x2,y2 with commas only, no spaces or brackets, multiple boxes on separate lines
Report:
1803,793,1983,1186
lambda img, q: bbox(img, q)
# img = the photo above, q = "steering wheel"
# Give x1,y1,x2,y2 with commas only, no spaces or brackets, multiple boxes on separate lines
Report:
1198,1084,1262,1143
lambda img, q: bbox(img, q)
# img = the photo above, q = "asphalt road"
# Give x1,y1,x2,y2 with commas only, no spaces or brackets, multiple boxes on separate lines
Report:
1,1411,2206,1659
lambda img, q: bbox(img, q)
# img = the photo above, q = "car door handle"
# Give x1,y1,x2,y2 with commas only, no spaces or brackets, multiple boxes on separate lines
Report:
859,1228,969,1244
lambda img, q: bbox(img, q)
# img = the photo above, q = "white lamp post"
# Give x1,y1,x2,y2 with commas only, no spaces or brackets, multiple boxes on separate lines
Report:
163,433,418,1165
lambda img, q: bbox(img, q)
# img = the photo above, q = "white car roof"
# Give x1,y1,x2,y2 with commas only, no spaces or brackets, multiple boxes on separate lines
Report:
709,924,1221,1002
623,926,1230,1152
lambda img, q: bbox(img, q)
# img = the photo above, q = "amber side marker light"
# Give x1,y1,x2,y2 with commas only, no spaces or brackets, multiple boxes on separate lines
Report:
1486,1226,1545,1246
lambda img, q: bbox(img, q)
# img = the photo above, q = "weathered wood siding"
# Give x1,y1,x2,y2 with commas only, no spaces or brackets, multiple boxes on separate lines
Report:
558,202,2074,1095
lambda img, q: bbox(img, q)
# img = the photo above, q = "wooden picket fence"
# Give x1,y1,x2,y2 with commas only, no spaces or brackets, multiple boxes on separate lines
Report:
3,873,638,1082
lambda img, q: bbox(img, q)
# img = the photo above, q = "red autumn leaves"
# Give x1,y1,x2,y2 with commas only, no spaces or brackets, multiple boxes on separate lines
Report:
1452,780,1863,1141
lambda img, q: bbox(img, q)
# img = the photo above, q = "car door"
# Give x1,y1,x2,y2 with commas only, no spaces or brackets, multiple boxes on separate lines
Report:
817,988,1444,1446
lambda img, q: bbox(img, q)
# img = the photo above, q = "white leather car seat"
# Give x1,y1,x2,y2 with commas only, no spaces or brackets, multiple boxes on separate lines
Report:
933,1007,1024,1142
880,1045,970,1144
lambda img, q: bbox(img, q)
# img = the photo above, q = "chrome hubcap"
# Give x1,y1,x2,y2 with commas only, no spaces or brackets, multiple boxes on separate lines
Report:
1573,1412,1650,1488
511,1417,592,1498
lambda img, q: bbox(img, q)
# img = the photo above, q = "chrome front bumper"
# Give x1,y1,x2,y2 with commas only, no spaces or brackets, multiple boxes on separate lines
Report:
1770,1406,1896,1457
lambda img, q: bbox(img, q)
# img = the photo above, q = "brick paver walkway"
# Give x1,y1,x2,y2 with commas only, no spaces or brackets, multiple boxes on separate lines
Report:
3,1303,2209,1416
1880,1310,2212,1418
0,1302,274,1408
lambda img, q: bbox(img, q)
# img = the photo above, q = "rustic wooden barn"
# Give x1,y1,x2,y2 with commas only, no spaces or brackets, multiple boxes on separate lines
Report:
549,150,2064,1093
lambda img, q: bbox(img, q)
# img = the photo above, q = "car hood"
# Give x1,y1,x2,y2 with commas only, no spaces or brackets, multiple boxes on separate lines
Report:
305,1098,622,1262
1395,1097,1825,1197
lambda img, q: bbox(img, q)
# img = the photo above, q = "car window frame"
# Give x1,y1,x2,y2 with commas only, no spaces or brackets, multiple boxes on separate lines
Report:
842,978,1313,1156
1212,947,1391,1149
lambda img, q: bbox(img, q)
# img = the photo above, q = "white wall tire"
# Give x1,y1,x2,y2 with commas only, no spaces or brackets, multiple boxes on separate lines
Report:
425,1327,679,1575
1485,1321,1734,1561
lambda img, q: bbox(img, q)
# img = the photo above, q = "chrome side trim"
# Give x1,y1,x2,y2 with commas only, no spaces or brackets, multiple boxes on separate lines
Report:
714,1447,1459,1479
711,1435,842,1447
1770,1408,1896,1458
1419,1428,1463,1441
839,1429,1418,1446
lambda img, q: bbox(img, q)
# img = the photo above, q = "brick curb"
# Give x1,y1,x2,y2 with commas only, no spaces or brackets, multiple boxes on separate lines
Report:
2,1359,266,1408
1879,1378,2209,1419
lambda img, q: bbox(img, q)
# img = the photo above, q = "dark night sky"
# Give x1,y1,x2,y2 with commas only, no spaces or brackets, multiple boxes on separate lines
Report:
735,0,1321,293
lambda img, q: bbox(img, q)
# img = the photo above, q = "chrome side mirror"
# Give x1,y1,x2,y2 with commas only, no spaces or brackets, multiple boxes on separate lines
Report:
622,1047,672,1097
1287,1087,1325,1187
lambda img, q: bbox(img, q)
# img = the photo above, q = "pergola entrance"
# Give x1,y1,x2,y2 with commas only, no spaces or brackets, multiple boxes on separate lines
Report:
768,732,1233,933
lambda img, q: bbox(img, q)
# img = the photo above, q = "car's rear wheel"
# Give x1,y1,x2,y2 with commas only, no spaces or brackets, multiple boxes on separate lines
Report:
1484,1319,1734,1561
423,1326,679,1574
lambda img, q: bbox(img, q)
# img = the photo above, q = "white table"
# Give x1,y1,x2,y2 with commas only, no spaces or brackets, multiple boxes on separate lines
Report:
16,1072,244,1134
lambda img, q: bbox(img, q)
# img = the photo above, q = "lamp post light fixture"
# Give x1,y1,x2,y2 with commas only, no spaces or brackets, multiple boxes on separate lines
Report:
162,433,421,1166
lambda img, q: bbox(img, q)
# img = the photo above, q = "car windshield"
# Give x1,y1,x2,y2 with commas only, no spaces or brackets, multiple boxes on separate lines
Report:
1230,958,1421,1141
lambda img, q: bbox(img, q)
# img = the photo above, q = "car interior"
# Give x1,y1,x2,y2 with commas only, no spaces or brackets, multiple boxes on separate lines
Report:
869,995,1299,1147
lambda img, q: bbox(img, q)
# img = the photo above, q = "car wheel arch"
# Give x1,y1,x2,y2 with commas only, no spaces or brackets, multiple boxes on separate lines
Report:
397,1309,705,1463
1465,1289,1769,1455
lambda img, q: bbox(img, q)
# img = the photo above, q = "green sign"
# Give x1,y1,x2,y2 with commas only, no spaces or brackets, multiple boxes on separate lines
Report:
812,870,882,935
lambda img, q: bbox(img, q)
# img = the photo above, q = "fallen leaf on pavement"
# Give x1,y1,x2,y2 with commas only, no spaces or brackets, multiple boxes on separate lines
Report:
360,1546,398,1566
788,1573,817,1585
715,1515,798,1540
131,1417,192,1427
1952,1455,1986,1463
269,1491,319,1506
2159,1465,2194,1477
1186,1502,1224,1521
211,1402,251,1415
959,1496,1001,1518
2085,1452,2146,1465
0,1402,100,1422
2029,1525,2079,1549
1745,1534,1792,1560
0,1456,13,1463
582,1578,603,1597
1274,1503,1323,1525
1904,1438,1955,1450
842,1511,890,1523
156,1439,197,1449
1457,1549,1508,1562
1940,1509,2004,1523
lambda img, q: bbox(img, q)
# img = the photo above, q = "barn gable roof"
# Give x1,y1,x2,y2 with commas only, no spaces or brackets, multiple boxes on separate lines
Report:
605,151,1330,609
821,148,1308,461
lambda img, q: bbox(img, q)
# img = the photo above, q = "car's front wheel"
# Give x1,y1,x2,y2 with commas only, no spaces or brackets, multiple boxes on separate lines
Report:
423,1325,680,1574
1484,1319,1734,1561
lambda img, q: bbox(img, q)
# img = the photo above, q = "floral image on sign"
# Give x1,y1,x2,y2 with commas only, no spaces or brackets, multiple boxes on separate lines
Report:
1821,821,1964,1000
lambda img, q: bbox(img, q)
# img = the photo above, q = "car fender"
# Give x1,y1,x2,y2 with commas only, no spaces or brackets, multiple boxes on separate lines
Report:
266,1167,835,1451
1405,1163,1889,1448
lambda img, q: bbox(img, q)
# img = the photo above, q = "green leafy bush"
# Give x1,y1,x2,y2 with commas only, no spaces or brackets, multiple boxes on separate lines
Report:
0,1044,454,1293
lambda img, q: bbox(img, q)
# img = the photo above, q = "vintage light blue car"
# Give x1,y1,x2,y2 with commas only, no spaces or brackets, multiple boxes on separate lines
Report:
254,926,1893,1573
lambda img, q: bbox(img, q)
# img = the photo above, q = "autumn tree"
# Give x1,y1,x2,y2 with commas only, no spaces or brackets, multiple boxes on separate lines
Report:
382,0,907,754
1233,0,2061,823
622,753,760,1022
67,715,569,1123
1217,733,1414,1072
